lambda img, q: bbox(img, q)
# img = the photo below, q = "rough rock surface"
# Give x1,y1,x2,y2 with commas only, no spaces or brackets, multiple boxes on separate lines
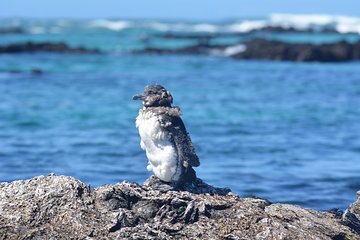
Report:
343,191,360,235
144,175,230,195
0,174,359,239
0,42,100,54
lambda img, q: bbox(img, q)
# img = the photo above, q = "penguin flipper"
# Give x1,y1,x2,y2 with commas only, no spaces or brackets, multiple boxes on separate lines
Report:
160,113,200,168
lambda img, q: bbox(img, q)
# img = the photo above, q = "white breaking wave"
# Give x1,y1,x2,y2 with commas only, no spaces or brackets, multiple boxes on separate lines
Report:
226,20,267,33
269,13,360,34
88,19,131,31
223,44,247,56
144,21,219,32
223,14,360,34
85,14,360,34
334,16,360,34
88,20,219,33
209,44,247,57
29,26,46,34
270,13,336,30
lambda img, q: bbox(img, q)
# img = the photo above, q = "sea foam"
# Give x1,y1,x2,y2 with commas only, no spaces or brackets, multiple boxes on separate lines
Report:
227,20,267,33
144,22,219,33
223,44,247,56
226,14,360,34
36,14,360,34
88,19,131,31
269,13,360,33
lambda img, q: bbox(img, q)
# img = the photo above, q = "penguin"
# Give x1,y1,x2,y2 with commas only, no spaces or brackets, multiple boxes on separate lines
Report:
133,85,200,185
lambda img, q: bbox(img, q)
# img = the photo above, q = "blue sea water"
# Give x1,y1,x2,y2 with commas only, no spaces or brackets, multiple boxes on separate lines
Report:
1,17,360,210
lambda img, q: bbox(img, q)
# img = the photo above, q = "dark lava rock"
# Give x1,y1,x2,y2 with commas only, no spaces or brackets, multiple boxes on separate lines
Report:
155,26,340,41
144,175,230,195
134,39,360,62
31,68,44,75
232,39,360,62
252,26,339,33
0,41,100,54
0,174,359,239
3,68,44,75
0,27,24,34
132,42,217,56
159,32,216,40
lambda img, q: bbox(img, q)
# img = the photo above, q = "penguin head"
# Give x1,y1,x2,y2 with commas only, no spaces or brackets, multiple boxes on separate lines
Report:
133,85,173,107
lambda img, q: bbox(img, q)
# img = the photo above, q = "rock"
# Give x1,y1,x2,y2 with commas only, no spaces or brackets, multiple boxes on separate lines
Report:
232,39,360,62
158,32,216,40
132,42,216,55
0,41,100,54
0,174,359,239
134,39,360,62
31,68,44,75
343,191,360,234
251,26,339,33
144,175,231,195
2,68,44,75
0,27,24,34
155,26,341,41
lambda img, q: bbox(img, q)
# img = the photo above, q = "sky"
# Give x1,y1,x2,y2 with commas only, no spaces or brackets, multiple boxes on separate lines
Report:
1,0,360,20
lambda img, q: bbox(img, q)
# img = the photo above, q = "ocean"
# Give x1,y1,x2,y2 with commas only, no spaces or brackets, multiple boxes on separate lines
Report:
0,14,360,210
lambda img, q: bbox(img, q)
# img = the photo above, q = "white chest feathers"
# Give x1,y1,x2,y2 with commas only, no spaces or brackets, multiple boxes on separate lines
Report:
135,110,181,182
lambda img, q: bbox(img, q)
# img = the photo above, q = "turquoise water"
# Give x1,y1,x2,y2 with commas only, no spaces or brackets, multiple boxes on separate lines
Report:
1,18,360,210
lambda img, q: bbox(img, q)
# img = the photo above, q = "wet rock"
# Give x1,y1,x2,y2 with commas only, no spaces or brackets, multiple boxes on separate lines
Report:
3,68,44,75
134,39,360,62
155,26,341,41
252,26,339,33
132,42,217,55
31,68,43,75
158,32,216,40
0,27,24,34
0,41,100,54
232,39,360,62
0,174,359,239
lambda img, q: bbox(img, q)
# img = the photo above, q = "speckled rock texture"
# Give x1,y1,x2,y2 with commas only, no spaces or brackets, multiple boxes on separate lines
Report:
343,191,360,235
0,174,359,239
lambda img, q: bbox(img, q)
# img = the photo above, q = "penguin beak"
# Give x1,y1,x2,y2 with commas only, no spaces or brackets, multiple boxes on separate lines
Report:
132,94,146,101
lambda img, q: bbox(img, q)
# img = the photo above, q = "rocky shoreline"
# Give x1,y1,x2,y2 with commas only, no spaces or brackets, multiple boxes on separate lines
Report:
134,39,360,62
1,39,360,62
0,174,359,239
155,26,342,40
0,42,100,54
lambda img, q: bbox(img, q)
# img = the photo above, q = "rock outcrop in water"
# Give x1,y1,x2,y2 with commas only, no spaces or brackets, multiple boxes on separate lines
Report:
232,39,360,62
0,27,24,34
156,26,340,40
2,39,359,62
135,39,360,62
0,174,359,239
0,42,100,54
